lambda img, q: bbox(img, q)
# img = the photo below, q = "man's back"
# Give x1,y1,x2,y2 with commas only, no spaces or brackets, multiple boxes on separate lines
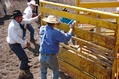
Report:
39,25,72,54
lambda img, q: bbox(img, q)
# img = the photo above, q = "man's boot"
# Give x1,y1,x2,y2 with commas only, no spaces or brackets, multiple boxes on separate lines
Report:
24,68,33,77
18,69,32,79
18,70,26,79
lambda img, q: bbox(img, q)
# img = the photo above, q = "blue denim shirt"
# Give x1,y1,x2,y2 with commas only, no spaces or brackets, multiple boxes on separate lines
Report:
60,17,74,25
39,25,72,54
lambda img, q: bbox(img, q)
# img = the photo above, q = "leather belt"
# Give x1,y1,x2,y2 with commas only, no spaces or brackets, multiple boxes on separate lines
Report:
41,53,56,56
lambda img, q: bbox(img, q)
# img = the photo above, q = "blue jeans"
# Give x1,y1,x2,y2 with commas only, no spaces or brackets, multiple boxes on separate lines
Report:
72,34,75,45
9,43,29,70
3,8,7,15
39,53,59,79
23,24,34,40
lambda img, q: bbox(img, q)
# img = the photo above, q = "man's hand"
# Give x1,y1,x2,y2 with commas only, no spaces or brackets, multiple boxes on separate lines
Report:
69,23,75,30
55,20,60,25
38,14,41,18
24,24,27,29
32,13,36,18
26,42,30,48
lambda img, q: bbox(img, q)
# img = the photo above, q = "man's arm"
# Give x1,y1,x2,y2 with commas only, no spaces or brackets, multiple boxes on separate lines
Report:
21,14,41,24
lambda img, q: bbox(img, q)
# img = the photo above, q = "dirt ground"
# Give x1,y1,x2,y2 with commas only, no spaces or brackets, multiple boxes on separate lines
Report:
0,0,117,79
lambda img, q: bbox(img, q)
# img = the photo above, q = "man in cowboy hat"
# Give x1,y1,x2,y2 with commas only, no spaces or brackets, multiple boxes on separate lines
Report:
27,0,39,15
39,15,75,79
22,0,38,43
7,10,41,79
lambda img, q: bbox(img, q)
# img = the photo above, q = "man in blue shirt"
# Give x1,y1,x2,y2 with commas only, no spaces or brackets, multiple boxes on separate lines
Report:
39,15,74,79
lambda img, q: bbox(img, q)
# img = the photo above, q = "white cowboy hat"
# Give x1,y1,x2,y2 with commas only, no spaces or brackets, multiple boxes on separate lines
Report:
27,0,38,6
42,15,58,24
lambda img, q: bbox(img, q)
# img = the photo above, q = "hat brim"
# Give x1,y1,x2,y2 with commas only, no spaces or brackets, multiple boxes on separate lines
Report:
27,3,38,6
42,18,58,24
11,14,22,18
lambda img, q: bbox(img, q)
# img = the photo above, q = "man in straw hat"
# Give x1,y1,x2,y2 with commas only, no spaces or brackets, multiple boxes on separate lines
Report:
27,0,40,15
39,15,75,79
6,10,41,79
22,0,38,43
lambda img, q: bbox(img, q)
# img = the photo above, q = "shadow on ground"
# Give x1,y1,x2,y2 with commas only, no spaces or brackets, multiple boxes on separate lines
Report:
0,15,12,25
27,42,40,56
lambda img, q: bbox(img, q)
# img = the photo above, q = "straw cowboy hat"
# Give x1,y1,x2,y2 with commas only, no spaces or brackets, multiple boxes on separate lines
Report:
27,0,38,6
42,15,58,24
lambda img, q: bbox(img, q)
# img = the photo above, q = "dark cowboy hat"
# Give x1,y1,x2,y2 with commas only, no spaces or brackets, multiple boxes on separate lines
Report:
12,10,22,18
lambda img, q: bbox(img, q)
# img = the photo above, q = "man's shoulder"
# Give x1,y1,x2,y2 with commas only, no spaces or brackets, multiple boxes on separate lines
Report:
52,28,61,35
41,25,45,28
9,20,15,26
40,25,46,30
24,6,31,12
9,19,19,28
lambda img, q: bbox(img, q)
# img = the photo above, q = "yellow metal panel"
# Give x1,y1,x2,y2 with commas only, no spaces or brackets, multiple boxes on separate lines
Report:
40,2,44,25
58,48,111,79
40,1,119,18
79,2,119,8
70,37,114,57
41,7,117,30
59,43,113,65
79,13,110,19
75,15,117,30
74,28,115,49
55,23,69,32
111,18,119,79
40,1,118,79
55,24,115,49
80,13,118,19
76,0,80,26
58,60,93,79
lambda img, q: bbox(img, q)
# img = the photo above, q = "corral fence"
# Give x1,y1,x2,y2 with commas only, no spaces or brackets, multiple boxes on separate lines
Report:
40,0,119,79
